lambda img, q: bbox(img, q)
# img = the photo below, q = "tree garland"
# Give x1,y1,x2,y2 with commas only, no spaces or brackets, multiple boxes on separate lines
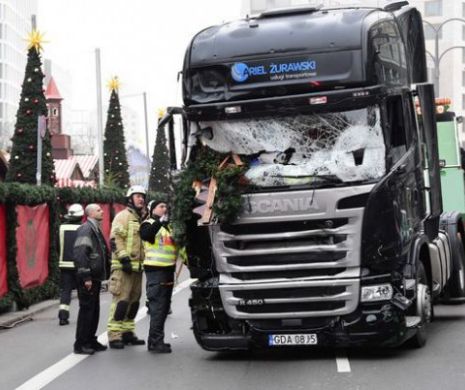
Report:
172,146,248,247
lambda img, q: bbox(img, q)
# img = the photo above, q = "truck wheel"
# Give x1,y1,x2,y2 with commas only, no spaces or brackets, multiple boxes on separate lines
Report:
408,262,432,348
448,231,465,298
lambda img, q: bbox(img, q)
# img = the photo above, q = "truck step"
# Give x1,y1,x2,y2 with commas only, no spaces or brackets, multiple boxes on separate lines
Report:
405,316,421,328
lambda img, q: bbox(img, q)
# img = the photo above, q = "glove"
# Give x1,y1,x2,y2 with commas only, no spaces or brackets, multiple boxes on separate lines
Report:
160,214,170,226
120,257,132,274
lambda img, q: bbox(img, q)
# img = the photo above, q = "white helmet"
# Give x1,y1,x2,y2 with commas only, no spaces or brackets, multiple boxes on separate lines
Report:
66,203,84,218
126,185,147,198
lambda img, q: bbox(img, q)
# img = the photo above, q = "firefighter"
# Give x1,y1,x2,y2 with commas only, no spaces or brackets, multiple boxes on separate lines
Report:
107,185,147,349
58,203,84,326
140,200,187,353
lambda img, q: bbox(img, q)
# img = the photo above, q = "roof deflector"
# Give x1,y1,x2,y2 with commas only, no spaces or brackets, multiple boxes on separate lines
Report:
383,1,409,12
257,4,323,19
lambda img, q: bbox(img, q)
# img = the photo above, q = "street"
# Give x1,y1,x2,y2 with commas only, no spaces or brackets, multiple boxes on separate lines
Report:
1,270,465,390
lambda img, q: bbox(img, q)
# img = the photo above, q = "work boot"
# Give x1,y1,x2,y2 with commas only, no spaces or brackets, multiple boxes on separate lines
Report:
148,342,172,353
91,341,108,352
74,346,95,355
109,340,125,349
122,332,146,346
59,319,69,326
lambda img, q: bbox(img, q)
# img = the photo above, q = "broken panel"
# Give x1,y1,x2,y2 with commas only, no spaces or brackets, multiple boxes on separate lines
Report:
199,106,386,187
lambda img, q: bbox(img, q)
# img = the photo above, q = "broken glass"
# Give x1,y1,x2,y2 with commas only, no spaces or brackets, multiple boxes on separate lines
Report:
199,106,385,187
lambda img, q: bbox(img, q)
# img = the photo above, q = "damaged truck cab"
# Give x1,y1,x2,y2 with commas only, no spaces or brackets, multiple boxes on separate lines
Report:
175,2,465,349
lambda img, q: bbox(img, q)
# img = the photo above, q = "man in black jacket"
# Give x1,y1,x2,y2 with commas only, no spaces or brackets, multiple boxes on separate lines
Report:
73,204,110,355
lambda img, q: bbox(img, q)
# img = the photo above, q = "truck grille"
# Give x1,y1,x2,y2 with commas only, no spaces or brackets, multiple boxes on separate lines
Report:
211,185,371,319
219,279,360,319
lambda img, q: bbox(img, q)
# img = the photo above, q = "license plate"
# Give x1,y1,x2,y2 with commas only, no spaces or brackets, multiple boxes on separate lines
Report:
268,333,317,346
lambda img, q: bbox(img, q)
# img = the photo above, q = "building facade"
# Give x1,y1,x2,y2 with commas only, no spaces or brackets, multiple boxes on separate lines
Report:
0,0,37,152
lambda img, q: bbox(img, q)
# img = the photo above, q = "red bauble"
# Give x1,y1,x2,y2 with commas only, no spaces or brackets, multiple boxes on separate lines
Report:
33,99,39,104
29,145,34,150
17,173,22,177
26,109,32,115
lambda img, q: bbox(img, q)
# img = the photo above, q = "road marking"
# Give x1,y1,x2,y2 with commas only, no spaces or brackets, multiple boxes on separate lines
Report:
15,278,195,390
335,349,351,373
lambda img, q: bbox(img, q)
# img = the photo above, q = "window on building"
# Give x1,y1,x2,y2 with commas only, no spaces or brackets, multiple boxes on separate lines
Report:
424,24,442,40
425,0,442,16
463,3,465,18
463,95,465,110
463,71,465,87
53,108,58,116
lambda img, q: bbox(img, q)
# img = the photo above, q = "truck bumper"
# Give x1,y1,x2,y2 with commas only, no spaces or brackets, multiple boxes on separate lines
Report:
193,304,414,351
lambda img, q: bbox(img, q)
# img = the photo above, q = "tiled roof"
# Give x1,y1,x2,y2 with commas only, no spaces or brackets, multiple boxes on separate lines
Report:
74,155,98,178
54,158,78,179
45,77,62,100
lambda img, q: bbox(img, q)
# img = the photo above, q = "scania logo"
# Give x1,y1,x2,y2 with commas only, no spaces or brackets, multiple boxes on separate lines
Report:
231,62,249,82
245,197,319,214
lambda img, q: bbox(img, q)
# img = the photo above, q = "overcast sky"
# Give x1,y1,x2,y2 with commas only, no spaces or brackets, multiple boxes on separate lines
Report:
37,0,243,149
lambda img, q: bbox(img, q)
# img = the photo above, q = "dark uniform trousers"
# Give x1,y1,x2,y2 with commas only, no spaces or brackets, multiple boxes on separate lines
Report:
59,269,77,321
146,266,175,345
74,280,101,349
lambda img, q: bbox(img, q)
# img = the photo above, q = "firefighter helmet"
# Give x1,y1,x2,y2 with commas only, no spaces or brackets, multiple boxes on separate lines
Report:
126,185,147,198
66,203,84,218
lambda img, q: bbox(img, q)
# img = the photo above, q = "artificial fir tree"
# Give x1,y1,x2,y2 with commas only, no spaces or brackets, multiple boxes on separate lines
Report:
148,111,171,193
103,77,130,189
6,30,55,185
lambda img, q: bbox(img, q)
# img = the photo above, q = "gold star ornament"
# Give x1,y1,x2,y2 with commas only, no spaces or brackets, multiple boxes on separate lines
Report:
157,108,166,119
107,76,120,92
27,30,46,52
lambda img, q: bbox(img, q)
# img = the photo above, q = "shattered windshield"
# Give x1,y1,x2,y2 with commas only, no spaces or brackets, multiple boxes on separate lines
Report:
199,106,385,187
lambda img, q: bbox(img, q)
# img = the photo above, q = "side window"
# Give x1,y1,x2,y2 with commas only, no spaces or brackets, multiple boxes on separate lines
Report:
370,21,408,86
385,96,408,164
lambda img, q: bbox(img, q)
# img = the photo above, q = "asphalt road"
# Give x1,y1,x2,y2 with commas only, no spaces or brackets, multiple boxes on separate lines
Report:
1,271,465,390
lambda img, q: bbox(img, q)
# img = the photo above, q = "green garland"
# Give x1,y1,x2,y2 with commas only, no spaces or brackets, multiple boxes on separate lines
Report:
0,183,58,312
172,146,248,247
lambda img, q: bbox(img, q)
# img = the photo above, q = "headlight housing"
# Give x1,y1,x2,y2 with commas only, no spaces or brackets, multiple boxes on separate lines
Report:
361,284,393,302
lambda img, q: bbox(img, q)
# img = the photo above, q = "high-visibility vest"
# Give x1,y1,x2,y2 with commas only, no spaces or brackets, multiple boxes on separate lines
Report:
59,223,80,269
143,226,178,267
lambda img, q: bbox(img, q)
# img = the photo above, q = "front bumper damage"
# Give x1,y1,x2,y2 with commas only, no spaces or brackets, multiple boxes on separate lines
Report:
190,282,415,351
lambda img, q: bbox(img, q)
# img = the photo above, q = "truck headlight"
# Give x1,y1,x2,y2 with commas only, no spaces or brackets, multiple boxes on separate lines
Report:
361,284,393,302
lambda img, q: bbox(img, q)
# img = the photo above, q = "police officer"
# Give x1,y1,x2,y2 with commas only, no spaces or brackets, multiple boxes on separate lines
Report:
58,203,83,326
140,200,186,353
107,185,147,349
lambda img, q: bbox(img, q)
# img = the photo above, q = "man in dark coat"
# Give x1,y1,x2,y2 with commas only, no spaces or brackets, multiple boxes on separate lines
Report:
73,204,110,355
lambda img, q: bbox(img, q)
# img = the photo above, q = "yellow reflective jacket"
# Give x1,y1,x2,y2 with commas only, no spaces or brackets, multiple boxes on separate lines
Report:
141,219,188,269
110,207,144,272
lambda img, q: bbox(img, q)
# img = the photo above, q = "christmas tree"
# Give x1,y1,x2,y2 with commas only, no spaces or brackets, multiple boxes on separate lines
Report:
148,110,171,193
6,30,55,185
103,77,130,189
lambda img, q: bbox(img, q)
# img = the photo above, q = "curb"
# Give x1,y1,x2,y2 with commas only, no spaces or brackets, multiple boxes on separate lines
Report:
0,299,59,329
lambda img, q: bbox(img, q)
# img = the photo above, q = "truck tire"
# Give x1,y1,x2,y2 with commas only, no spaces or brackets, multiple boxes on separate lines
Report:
408,262,432,348
447,231,465,298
